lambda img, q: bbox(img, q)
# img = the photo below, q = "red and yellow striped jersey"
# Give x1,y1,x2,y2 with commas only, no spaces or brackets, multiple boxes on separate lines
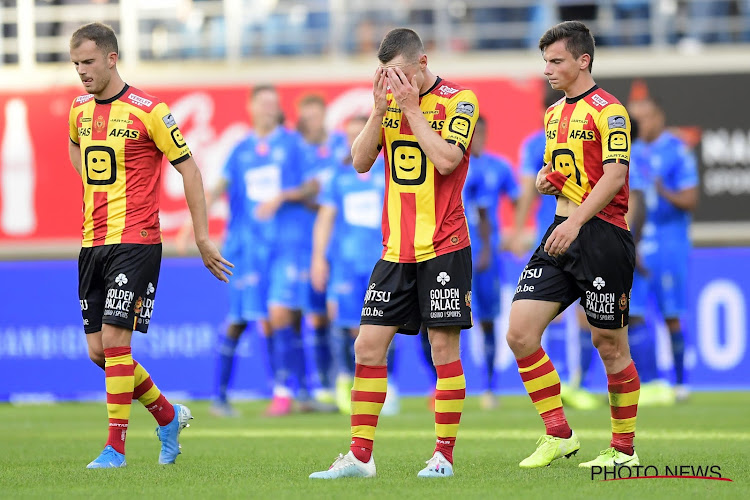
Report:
69,85,191,247
543,85,631,229
380,77,479,263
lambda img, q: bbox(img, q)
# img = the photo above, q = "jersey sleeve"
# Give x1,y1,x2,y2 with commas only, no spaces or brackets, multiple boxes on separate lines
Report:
498,159,521,201
673,143,699,191
520,132,544,177
147,102,192,165
69,101,80,145
597,103,631,166
442,90,479,152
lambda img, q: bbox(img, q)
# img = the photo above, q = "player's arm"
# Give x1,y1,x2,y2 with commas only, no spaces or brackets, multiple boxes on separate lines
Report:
176,176,227,255
352,67,388,173
68,139,82,176
310,204,337,292
388,68,464,175
656,184,698,212
173,157,233,282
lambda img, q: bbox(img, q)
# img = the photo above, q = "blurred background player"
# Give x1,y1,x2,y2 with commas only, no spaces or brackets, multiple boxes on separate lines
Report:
310,114,399,416
513,87,601,411
460,114,519,409
627,95,699,404
179,85,311,416
295,93,348,408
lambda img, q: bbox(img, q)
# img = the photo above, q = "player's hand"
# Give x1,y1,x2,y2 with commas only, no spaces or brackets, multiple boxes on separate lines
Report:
386,67,419,113
310,255,330,293
635,252,649,277
507,231,531,257
544,219,581,258
255,196,283,221
175,219,194,256
373,67,389,115
196,239,234,283
477,246,491,272
536,162,561,196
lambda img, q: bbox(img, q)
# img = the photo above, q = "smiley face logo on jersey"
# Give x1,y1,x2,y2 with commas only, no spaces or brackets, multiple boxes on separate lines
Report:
170,127,186,148
608,131,629,151
551,148,582,187
84,145,117,185
391,140,426,186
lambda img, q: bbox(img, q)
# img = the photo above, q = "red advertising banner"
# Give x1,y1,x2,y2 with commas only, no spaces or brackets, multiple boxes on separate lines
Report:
0,77,544,246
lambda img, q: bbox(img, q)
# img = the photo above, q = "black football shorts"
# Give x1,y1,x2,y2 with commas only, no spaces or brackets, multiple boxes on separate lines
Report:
513,216,635,329
360,246,473,334
78,243,161,334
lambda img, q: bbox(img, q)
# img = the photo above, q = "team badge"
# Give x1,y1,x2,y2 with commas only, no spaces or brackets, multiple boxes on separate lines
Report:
619,293,628,311
94,115,105,133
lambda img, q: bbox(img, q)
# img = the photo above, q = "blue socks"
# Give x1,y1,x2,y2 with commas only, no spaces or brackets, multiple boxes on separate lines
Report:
671,330,686,385
216,334,240,403
483,326,496,391
272,326,294,390
628,320,658,383
313,325,332,389
579,328,594,385
545,321,568,383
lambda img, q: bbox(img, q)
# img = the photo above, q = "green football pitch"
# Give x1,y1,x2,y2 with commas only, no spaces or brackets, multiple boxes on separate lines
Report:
1,393,746,499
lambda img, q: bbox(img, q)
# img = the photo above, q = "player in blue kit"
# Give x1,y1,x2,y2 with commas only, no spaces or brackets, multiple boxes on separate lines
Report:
296,94,349,408
310,115,399,415
179,85,311,416
462,115,520,409
513,90,602,411
627,96,698,403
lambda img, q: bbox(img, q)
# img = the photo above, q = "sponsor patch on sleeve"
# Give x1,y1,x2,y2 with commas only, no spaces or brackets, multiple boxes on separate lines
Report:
607,115,626,129
455,101,475,117
162,113,177,128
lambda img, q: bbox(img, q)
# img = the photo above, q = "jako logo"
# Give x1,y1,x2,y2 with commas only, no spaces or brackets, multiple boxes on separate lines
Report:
437,272,451,285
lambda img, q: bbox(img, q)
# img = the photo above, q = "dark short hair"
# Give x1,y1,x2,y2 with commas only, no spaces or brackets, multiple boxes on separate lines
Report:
377,28,425,64
70,22,118,56
298,93,326,108
539,21,595,72
249,84,277,100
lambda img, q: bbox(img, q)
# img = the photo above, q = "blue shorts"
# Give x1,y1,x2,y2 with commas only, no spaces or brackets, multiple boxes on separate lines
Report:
472,252,502,321
630,245,688,319
329,266,370,328
225,242,268,324
267,247,306,310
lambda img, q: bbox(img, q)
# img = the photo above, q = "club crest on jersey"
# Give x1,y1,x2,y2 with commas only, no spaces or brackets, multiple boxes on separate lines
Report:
619,293,628,311
561,116,568,130
94,115,106,133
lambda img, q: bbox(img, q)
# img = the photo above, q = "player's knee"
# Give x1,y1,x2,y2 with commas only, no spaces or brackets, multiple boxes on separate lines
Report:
506,325,532,354
353,335,386,365
88,348,105,369
592,334,619,363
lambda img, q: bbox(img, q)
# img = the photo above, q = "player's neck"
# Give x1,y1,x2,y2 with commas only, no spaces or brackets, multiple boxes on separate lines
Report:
419,69,438,95
255,124,277,138
95,73,126,101
563,73,596,100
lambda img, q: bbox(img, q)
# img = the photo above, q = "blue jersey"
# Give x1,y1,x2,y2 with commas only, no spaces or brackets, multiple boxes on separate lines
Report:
298,131,349,248
639,131,698,251
464,152,519,255
321,157,385,275
222,128,300,250
519,129,557,233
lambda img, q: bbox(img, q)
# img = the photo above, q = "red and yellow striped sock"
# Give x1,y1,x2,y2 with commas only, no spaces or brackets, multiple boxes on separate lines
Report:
608,360,639,455
350,364,387,463
133,360,175,426
517,347,571,438
434,360,465,465
104,346,134,454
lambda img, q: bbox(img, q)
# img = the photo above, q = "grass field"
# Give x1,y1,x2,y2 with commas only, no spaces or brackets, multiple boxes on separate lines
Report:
1,392,747,499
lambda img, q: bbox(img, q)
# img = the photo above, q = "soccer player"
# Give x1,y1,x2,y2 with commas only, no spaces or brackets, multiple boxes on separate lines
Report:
514,90,602,411
296,94,349,407
309,28,478,479
627,96,698,403
68,22,232,469
183,85,311,417
507,21,640,469
462,115,519,409
309,115,397,415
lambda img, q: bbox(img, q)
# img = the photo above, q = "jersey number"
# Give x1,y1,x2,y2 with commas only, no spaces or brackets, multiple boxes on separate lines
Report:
551,149,582,187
